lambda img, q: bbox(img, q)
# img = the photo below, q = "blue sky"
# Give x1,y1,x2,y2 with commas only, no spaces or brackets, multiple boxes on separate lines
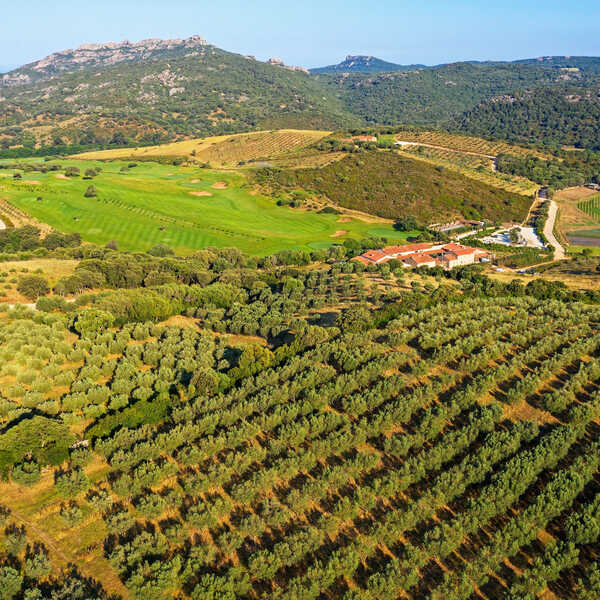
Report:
1,0,599,72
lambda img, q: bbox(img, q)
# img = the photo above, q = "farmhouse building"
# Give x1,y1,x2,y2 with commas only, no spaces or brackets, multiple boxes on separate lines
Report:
353,241,490,270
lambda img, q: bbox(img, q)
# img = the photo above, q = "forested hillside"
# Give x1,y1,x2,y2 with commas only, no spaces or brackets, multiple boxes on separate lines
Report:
0,42,355,153
315,61,591,126
255,151,531,223
310,55,424,74
455,87,600,150
2,37,600,155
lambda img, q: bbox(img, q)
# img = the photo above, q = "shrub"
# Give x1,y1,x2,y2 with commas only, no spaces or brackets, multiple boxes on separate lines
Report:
54,468,90,497
60,502,83,527
84,185,98,198
11,459,41,487
17,274,50,300
0,566,22,600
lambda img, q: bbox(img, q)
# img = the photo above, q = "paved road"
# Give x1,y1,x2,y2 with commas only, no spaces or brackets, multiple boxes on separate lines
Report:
544,200,566,260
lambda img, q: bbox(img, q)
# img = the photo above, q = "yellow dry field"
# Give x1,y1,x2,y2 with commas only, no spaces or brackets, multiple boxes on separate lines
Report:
554,187,600,233
487,267,600,291
555,186,599,202
73,129,331,165
266,149,348,169
0,258,78,304
0,457,130,599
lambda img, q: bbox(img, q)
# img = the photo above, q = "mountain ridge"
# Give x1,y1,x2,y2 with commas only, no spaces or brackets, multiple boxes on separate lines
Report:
310,55,425,74
2,36,600,153
0,35,211,87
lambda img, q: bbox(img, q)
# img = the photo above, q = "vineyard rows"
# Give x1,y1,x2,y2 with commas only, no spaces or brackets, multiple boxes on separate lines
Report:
397,145,539,196
393,130,550,160
578,194,600,223
2,265,600,599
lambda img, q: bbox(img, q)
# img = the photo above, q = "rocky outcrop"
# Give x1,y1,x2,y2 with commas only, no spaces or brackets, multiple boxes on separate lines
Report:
267,57,309,74
1,35,210,86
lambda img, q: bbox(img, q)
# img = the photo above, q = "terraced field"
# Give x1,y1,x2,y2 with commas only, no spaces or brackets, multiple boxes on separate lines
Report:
0,159,409,254
74,130,332,166
395,145,539,196
2,284,600,599
393,130,551,159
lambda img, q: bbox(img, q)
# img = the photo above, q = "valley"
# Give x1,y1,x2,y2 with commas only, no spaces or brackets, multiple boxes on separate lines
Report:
1,23,600,600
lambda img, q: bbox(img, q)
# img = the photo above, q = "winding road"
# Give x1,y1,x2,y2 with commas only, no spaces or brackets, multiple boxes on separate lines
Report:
544,199,566,260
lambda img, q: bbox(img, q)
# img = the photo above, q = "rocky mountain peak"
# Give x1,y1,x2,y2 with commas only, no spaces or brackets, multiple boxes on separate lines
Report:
1,35,210,87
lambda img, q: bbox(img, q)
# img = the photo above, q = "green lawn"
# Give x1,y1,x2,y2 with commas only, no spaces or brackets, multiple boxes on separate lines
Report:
0,159,413,255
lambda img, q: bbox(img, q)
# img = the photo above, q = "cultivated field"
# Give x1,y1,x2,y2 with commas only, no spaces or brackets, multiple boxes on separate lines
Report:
552,187,600,247
74,130,332,166
392,130,552,159
396,145,539,196
577,193,600,222
2,283,600,598
0,159,409,254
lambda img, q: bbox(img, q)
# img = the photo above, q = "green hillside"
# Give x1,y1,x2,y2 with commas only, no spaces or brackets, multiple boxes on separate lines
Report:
0,45,355,153
0,159,411,254
315,61,595,126
454,86,600,150
254,151,532,224
2,38,600,155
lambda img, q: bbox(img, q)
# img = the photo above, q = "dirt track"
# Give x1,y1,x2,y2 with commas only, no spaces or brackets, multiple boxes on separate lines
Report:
544,200,566,260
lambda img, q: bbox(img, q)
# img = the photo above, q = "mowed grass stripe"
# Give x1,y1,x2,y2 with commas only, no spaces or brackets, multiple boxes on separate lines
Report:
1,158,411,254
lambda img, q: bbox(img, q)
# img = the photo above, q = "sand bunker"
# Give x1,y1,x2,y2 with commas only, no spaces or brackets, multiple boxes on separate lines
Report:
337,216,352,223
189,191,213,197
331,230,348,238
190,179,202,183
211,181,228,189
24,180,40,185
55,173,69,180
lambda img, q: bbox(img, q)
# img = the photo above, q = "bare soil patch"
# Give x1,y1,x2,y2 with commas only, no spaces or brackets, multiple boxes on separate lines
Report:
162,315,199,329
331,230,348,238
24,180,41,185
189,191,213,197
566,235,600,247
555,186,598,202
211,181,228,189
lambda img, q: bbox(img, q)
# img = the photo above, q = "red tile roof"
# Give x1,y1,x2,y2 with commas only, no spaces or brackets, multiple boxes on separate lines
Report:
408,253,436,264
352,256,371,265
442,243,467,252
389,243,434,254
442,252,458,260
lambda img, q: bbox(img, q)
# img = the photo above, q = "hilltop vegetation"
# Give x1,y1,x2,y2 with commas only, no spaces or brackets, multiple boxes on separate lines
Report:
255,151,532,224
0,43,354,154
314,61,591,126
2,242,600,598
2,36,600,155
455,87,600,150
309,55,424,74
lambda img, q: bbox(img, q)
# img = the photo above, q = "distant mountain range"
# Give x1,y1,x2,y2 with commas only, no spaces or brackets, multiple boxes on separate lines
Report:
1,36,599,154
310,55,425,74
